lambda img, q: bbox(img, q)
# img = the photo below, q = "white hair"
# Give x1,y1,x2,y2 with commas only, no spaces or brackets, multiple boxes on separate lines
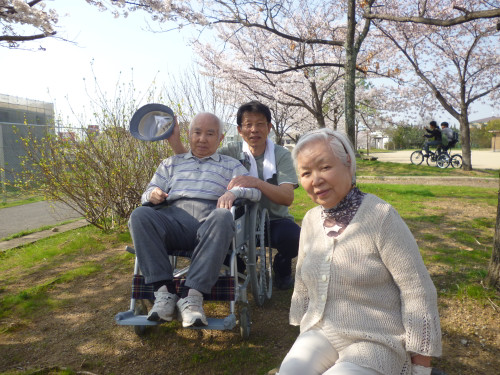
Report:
188,112,224,136
292,128,356,184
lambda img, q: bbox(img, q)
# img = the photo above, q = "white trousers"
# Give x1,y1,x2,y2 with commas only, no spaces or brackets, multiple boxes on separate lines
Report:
278,328,382,375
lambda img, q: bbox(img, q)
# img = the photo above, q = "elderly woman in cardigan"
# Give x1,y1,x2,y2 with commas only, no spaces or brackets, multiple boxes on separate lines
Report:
278,129,442,375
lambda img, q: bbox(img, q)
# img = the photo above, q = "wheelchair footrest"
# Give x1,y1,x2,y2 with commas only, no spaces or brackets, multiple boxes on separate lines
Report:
115,310,160,326
115,310,236,331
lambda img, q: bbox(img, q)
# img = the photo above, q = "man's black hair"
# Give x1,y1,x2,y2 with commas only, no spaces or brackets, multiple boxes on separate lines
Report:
441,122,449,127
429,120,437,127
236,100,272,126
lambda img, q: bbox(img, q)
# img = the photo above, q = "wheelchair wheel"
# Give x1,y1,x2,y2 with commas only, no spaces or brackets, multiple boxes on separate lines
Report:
450,154,463,168
239,305,251,340
426,152,438,167
436,154,450,169
410,150,424,165
247,204,272,307
134,299,149,336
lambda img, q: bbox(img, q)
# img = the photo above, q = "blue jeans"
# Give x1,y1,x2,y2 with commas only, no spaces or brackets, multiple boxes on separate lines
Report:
424,140,441,154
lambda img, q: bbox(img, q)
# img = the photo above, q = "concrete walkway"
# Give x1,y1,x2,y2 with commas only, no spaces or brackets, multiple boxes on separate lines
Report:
0,218,88,252
0,200,87,251
0,200,83,238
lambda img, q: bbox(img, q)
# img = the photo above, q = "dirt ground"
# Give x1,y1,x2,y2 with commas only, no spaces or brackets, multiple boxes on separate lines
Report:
0,178,499,375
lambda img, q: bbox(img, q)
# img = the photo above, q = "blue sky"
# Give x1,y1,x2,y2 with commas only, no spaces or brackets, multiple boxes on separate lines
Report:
0,0,497,126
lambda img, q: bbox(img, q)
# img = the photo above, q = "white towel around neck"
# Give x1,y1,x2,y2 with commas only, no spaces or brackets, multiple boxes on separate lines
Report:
242,138,276,181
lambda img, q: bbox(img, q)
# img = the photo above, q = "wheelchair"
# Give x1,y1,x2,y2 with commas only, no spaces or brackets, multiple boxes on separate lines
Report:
115,199,272,339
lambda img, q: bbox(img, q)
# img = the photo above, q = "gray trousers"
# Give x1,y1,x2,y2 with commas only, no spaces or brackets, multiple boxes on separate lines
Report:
128,198,234,294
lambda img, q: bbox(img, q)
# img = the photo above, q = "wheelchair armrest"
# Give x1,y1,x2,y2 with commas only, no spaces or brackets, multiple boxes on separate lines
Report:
233,198,251,207
141,198,251,209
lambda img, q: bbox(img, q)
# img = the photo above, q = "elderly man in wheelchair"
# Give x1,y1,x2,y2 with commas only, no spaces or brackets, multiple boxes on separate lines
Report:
128,112,261,328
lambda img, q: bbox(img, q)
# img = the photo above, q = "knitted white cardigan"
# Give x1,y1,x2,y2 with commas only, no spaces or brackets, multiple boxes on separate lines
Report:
290,194,442,375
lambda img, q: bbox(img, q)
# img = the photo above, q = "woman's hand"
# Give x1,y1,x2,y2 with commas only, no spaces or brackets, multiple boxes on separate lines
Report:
411,354,432,375
411,354,431,367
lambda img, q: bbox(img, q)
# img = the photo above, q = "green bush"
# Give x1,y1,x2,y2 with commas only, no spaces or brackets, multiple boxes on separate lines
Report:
14,124,169,231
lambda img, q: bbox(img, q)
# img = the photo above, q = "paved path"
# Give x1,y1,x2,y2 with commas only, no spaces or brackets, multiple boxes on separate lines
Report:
0,201,87,251
0,218,88,252
0,200,83,239
369,149,500,170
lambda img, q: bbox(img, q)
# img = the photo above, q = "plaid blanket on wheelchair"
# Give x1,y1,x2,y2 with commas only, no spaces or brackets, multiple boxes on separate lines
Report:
132,274,235,301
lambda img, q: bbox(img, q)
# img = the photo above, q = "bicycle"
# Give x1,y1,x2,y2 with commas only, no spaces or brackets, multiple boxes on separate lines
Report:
436,151,463,169
410,145,463,169
410,146,446,167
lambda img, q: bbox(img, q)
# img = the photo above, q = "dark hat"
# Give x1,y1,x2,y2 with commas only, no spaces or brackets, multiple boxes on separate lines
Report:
129,103,175,141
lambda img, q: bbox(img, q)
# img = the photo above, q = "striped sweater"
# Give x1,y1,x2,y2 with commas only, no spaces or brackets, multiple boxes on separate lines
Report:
141,151,261,204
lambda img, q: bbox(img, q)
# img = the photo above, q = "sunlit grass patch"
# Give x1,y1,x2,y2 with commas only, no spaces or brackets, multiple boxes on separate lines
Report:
0,226,127,273
356,158,498,178
422,233,439,242
0,263,101,319
411,215,445,224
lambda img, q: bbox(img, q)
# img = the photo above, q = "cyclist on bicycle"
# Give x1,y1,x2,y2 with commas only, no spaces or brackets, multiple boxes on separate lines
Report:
440,122,454,149
423,121,442,156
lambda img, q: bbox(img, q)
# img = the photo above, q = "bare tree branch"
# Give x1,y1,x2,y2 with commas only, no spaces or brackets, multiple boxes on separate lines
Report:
364,7,500,27
249,62,345,75
211,19,345,47
0,32,56,43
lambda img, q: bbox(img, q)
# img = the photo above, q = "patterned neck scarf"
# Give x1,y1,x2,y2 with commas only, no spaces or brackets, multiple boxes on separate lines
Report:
321,186,366,237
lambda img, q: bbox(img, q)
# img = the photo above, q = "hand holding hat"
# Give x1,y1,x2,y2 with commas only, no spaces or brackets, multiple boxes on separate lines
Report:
129,103,176,141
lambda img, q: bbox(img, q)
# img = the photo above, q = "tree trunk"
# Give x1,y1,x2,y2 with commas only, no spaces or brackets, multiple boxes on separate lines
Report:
344,0,356,146
459,112,473,171
315,113,326,128
486,172,500,291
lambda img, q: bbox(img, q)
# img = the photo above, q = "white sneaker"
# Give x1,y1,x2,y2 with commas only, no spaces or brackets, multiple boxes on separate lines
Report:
176,289,208,327
147,285,179,322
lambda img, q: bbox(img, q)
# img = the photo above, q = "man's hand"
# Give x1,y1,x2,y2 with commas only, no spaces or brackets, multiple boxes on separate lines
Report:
229,175,294,206
217,191,236,210
165,117,188,154
149,187,168,205
227,175,262,190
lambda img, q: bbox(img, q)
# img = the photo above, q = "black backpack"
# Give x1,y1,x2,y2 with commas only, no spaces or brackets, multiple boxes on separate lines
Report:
449,130,459,147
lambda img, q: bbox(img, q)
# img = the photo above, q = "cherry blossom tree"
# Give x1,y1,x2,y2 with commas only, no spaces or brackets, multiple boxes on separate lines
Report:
84,0,376,146
88,0,498,152
365,0,500,290
367,1,499,171
192,22,347,132
0,0,58,47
